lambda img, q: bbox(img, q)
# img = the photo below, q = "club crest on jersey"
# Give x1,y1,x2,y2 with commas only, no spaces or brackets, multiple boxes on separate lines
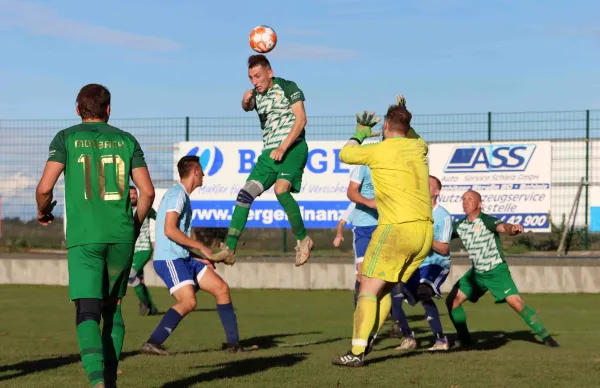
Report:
273,91,283,101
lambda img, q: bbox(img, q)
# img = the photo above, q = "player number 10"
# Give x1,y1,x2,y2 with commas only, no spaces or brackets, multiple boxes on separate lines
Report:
77,154,125,201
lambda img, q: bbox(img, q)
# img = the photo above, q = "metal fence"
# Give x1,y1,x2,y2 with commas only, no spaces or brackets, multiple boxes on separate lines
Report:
1,109,599,239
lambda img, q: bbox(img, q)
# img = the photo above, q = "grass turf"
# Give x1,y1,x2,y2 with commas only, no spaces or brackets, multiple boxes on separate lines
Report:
0,285,598,388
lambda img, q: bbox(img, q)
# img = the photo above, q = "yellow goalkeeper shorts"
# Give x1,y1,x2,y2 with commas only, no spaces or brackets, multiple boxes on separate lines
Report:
361,221,433,283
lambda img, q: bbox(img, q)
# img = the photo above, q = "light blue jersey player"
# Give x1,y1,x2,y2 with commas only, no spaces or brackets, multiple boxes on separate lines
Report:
344,164,379,306
140,156,245,356
390,175,452,351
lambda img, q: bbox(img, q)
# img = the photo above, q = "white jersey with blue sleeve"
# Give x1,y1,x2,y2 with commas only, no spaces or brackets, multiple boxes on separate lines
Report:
348,165,378,227
154,183,192,261
340,202,355,223
421,204,452,269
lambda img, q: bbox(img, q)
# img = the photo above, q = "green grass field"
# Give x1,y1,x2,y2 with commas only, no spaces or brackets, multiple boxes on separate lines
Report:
1,285,599,388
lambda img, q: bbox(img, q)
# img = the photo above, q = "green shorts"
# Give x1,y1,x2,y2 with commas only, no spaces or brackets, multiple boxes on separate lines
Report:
68,243,134,301
247,140,308,193
131,250,153,276
455,262,519,304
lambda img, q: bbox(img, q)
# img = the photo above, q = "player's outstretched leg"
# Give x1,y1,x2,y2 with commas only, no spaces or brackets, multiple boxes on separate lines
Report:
75,299,105,387
505,295,560,347
140,285,195,356
332,279,391,368
389,284,410,338
198,267,245,352
274,180,313,267
212,180,265,266
101,299,125,386
389,287,417,350
446,287,472,347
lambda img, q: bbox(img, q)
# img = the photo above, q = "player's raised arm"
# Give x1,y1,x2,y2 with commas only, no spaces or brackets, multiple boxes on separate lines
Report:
339,111,381,166
496,222,524,236
270,81,307,161
242,89,255,111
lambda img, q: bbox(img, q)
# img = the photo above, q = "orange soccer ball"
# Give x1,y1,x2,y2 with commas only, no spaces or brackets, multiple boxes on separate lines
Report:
249,25,277,53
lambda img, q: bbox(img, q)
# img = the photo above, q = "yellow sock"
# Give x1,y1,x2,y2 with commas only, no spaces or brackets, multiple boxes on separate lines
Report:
372,292,392,335
351,294,378,355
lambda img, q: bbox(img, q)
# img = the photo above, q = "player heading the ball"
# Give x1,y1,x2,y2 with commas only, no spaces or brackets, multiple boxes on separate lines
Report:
211,54,314,267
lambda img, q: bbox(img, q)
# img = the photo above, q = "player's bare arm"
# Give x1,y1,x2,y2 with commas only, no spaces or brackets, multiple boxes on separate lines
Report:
242,90,255,111
164,211,213,259
35,161,64,225
131,166,156,234
270,101,307,161
431,240,450,256
347,181,376,209
496,223,524,235
333,219,346,247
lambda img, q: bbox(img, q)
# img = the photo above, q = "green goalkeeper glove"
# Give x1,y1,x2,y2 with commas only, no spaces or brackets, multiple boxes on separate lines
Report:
352,110,381,143
396,94,406,107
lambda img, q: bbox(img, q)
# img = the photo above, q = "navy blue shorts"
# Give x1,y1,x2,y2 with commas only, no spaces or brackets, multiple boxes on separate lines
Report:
352,225,377,273
396,264,449,306
154,257,208,295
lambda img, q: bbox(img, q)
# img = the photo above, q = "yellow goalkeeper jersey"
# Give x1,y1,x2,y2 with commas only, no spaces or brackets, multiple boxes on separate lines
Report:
339,130,433,226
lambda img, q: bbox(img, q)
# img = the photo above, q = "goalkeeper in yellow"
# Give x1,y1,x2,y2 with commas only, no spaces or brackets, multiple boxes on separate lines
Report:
332,96,434,367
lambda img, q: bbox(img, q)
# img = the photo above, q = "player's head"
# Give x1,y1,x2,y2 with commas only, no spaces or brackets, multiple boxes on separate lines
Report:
129,185,138,207
248,54,274,93
177,155,204,187
382,105,412,139
462,190,482,215
429,175,442,202
76,84,111,122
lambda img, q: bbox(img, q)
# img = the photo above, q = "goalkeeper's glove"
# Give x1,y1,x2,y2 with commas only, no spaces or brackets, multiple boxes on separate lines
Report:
351,110,381,143
396,94,406,107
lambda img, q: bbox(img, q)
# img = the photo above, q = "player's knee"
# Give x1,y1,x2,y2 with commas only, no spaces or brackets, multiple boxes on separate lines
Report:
178,297,197,315
236,180,263,208
128,270,140,286
214,281,230,298
417,284,434,302
274,180,291,195
75,298,102,326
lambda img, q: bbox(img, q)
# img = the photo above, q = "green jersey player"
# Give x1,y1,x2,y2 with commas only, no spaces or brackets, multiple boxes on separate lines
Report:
128,186,159,316
212,54,314,267
36,84,155,388
446,190,559,348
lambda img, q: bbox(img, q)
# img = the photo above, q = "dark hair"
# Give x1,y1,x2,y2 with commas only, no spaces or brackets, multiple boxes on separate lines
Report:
385,105,412,133
129,185,137,191
248,54,271,69
177,155,201,178
76,84,111,121
430,175,442,190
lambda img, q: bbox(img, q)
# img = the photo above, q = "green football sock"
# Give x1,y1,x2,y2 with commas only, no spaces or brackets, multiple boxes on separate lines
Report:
276,192,307,241
133,284,149,305
225,205,250,251
102,304,125,381
519,305,549,339
77,320,104,386
449,305,471,339
145,286,158,311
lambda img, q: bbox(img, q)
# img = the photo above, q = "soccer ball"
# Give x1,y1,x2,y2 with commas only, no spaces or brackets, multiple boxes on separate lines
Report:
249,25,277,53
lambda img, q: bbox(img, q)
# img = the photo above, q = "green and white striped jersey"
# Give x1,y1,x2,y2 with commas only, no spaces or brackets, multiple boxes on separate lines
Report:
452,212,505,272
253,77,305,149
133,207,156,253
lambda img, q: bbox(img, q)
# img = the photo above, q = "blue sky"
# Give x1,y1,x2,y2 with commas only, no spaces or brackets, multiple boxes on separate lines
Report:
1,0,600,120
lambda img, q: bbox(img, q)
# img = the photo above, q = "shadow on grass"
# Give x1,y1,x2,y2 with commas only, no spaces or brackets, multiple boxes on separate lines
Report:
0,350,138,383
161,353,309,388
449,330,545,352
